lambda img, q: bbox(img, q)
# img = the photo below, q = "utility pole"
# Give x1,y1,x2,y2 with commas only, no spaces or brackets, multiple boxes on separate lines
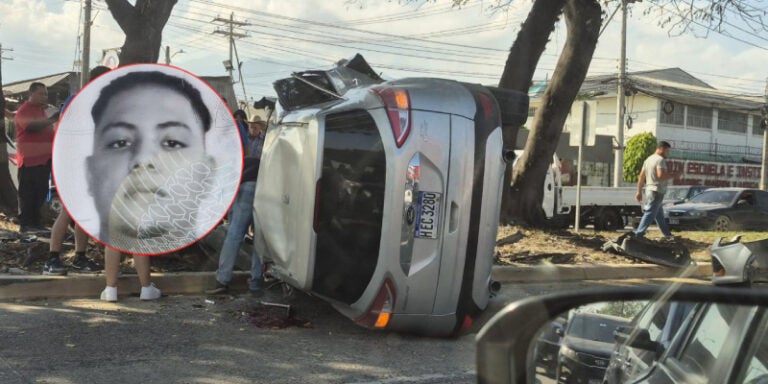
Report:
761,77,768,191
80,0,92,87
613,0,628,187
213,13,250,104
1,44,14,120
164,46,184,65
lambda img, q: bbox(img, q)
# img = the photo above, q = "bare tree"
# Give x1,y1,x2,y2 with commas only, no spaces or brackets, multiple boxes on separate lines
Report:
105,0,178,65
645,0,767,38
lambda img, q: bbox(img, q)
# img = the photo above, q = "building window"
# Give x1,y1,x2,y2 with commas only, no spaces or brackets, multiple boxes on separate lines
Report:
660,101,684,125
686,105,712,129
754,115,766,136
718,110,747,134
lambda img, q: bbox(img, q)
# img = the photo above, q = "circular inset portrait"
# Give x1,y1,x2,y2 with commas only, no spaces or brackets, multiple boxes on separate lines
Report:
53,64,243,255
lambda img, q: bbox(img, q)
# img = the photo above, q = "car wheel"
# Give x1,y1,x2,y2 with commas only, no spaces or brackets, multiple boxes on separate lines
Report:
713,215,732,232
596,210,622,231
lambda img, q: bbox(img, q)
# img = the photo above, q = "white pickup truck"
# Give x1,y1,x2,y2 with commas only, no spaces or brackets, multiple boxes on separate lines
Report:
517,151,641,230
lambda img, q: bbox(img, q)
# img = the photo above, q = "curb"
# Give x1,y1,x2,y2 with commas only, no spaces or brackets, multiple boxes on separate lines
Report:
0,271,250,300
491,263,711,283
0,264,711,300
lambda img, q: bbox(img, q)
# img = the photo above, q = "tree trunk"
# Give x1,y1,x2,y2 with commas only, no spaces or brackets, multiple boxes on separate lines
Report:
507,0,602,227
497,0,567,224
105,0,177,65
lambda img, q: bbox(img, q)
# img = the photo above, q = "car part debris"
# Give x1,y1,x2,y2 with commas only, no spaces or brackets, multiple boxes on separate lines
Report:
602,232,693,268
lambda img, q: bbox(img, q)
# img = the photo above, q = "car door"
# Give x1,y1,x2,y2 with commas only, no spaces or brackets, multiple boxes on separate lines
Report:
635,303,758,384
730,191,758,230
754,191,768,231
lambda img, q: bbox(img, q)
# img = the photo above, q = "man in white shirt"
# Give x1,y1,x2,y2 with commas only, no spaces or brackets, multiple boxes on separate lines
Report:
634,141,679,239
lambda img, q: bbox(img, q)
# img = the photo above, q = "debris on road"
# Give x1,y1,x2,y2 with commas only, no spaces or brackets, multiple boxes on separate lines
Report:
497,231,524,246
241,302,311,329
602,232,693,268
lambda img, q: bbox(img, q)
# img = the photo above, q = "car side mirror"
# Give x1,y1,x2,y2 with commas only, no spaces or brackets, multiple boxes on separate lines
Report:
554,325,564,337
737,199,750,207
614,326,663,356
476,285,768,384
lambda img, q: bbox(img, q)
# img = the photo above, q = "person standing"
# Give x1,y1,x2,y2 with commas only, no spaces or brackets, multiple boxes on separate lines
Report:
634,141,679,240
47,66,112,275
14,83,58,234
205,155,263,297
247,115,266,159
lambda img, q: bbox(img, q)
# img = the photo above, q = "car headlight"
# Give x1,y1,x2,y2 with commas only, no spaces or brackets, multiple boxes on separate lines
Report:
689,211,707,217
560,345,578,360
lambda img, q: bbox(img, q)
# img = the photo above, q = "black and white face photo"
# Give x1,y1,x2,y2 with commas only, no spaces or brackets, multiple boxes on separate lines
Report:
53,64,242,255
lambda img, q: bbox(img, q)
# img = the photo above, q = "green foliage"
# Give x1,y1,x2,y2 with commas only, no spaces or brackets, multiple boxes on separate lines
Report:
623,133,657,183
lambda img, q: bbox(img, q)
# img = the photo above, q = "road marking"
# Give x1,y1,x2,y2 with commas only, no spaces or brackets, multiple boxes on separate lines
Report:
345,371,476,384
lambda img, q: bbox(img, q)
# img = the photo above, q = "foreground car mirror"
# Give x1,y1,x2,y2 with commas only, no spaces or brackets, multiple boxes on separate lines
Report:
476,285,768,384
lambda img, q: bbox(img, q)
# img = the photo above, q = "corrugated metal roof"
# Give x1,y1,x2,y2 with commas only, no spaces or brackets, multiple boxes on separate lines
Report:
2,72,76,95
531,68,762,113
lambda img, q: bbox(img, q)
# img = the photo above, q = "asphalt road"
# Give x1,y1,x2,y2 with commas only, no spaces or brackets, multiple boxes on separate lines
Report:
0,279,688,384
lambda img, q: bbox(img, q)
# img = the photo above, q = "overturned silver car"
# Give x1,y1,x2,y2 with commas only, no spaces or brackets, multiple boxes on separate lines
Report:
252,55,528,336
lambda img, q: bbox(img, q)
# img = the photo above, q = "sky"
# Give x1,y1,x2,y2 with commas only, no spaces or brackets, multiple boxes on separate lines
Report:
1,0,767,103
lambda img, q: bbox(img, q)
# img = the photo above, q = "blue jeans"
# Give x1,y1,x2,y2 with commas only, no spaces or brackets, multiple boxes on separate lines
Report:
635,189,672,238
216,181,262,291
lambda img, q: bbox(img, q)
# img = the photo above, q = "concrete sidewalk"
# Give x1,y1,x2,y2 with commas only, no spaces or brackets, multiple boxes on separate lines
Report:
0,264,710,300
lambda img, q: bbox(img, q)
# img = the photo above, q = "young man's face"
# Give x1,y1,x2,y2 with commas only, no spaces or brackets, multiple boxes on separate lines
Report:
29,87,48,105
661,147,671,158
86,85,206,236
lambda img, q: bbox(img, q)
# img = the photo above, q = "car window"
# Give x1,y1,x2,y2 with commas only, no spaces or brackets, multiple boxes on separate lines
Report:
676,304,736,381
636,301,670,343
688,190,738,204
737,316,768,384
665,188,688,201
756,191,768,208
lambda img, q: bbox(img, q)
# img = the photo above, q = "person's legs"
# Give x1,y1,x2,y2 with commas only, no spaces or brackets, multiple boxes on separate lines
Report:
17,167,35,230
635,191,664,237
49,209,72,253
133,255,151,287
248,247,263,293
654,196,673,238
74,225,88,253
212,182,256,289
28,165,50,229
104,248,121,288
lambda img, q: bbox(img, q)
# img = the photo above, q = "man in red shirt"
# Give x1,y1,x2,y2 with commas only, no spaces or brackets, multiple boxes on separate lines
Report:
14,82,58,234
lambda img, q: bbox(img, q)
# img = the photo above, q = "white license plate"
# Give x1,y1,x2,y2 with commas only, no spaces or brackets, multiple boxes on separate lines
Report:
415,191,441,239
669,219,680,225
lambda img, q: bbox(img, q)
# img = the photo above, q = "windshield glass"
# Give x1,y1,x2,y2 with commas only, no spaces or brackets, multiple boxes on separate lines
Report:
665,187,689,201
687,190,738,204
567,315,626,343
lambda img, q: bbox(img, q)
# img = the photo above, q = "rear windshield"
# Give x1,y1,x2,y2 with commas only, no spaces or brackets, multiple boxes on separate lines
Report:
313,110,386,304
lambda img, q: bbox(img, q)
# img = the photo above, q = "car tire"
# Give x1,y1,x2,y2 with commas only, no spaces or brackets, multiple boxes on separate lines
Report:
595,209,622,231
713,215,732,232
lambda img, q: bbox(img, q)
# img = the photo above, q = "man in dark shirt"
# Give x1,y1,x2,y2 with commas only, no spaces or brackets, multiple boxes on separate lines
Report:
206,156,263,296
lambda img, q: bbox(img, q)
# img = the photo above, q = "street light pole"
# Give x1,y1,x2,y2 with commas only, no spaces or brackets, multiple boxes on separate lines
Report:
80,0,92,87
613,0,628,187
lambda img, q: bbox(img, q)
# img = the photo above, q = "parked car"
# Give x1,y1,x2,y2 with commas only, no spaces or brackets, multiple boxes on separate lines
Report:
665,188,768,231
711,235,768,286
603,300,697,384
663,185,712,207
554,312,629,383
252,55,529,336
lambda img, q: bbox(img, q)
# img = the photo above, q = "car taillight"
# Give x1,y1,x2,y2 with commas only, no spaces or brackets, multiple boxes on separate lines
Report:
476,92,494,119
355,278,396,329
459,315,473,332
373,87,411,147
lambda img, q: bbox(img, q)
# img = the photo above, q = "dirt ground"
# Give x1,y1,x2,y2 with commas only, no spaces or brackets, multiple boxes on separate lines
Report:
2,210,767,274
495,225,768,266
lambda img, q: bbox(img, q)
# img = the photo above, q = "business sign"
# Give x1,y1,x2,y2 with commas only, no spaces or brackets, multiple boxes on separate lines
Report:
667,159,761,188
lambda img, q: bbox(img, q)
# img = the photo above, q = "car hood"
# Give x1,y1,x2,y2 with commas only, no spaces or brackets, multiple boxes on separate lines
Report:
562,336,614,357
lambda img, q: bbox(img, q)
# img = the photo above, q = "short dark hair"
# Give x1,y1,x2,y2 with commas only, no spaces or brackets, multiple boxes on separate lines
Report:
233,109,247,121
89,66,111,82
29,82,46,93
91,71,211,132
658,141,671,149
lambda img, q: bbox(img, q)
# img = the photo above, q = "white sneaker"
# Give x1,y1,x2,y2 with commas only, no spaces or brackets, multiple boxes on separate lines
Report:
100,286,117,302
140,283,162,301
